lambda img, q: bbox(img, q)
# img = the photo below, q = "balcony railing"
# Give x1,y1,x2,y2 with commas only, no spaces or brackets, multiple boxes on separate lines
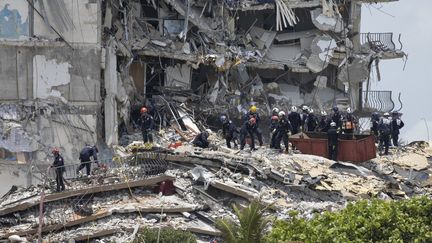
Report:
360,32,398,52
362,90,395,113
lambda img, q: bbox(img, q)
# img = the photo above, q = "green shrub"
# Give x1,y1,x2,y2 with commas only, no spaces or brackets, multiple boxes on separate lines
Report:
267,196,432,243
216,200,271,243
133,227,197,243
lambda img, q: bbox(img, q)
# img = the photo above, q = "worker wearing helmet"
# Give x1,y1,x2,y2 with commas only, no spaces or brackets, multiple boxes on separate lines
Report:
270,114,280,149
342,107,358,135
378,112,392,155
391,111,404,147
288,106,301,135
269,108,280,149
239,117,258,151
370,112,380,139
305,109,318,132
192,131,210,148
243,105,263,147
51,148,65,192
274,111,292,153
331,106,343,129
327,122,339,161
139,106,155,145
220,115,239,149
317,111,330,133
300,105,309,131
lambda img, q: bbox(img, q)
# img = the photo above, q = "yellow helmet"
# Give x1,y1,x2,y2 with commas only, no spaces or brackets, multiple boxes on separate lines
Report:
250,105,257,113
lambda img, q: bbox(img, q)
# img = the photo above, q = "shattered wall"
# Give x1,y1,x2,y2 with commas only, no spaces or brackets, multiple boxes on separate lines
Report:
0,0,29,39
33,0,100,44
0,0,102,164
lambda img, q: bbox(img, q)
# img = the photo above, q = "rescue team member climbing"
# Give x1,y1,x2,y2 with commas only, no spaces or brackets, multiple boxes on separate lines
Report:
51,148,65,192
77,145,99,176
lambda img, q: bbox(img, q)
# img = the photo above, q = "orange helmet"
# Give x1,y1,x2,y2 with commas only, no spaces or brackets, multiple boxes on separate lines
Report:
52,147,59,154
249,117,256,125
140,107,148,114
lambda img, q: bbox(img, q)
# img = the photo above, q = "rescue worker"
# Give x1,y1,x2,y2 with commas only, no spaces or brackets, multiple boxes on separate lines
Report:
243,105,263,146
327,122,339,161
270,115,279,149
300,105,309,131
305,109,318,132
391,111,405,147
275,111,292,153
331,106,343,129
139,107,155,144
220,115,238,149
378,112,392,155
240,117,257,151
288,106,301,135
51,148,65,192
371,112,380,138
342,107,358,134
317,111,330,132
192,131,210,148
269,108,280,149
77,145,99,176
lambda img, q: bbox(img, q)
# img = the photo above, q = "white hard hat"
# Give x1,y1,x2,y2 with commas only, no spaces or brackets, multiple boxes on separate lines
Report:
291,106,298,112
302,105,309,111
383,112,390,117
309,109,314,114
321,111,327,116
330,122,336,127
347,107,352,114
272,107,280,114
278,111,286,117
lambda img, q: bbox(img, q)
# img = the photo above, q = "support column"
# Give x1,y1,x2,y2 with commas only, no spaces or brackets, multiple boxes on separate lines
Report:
104,40,118,146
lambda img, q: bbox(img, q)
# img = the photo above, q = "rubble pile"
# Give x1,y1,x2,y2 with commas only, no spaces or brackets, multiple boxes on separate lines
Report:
1,129,431,241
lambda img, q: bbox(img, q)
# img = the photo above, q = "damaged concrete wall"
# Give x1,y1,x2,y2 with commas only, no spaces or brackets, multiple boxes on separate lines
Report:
33,0,100,44
0,45,101,103
0,0,29,39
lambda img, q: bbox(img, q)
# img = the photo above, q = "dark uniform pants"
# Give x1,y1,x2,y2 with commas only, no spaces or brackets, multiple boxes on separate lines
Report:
142,130,153,143
240,130,255,150
55,168,65,191
328,143,338,161
77,160,91,175
379,134,390,155
225,134,238,148
392,133,399,147
275,132,289,151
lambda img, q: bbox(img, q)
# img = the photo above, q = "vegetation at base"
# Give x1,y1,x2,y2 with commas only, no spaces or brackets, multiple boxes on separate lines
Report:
216,200,272,243
133,227,197,243
267,196,432,243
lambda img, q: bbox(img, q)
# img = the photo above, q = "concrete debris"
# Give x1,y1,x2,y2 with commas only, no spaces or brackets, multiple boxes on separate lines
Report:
0,0,411,242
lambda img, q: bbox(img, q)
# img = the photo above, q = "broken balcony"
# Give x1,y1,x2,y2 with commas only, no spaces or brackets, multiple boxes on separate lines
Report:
361,90,395,114
360,32,405,58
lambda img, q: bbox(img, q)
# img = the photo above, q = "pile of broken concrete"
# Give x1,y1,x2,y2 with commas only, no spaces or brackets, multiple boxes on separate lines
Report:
1,134,431,242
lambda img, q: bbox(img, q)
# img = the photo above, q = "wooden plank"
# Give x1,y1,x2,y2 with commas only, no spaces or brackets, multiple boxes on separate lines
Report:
0,175,174,216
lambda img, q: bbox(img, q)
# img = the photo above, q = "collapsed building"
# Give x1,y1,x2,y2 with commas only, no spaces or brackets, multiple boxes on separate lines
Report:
0,0,416,241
